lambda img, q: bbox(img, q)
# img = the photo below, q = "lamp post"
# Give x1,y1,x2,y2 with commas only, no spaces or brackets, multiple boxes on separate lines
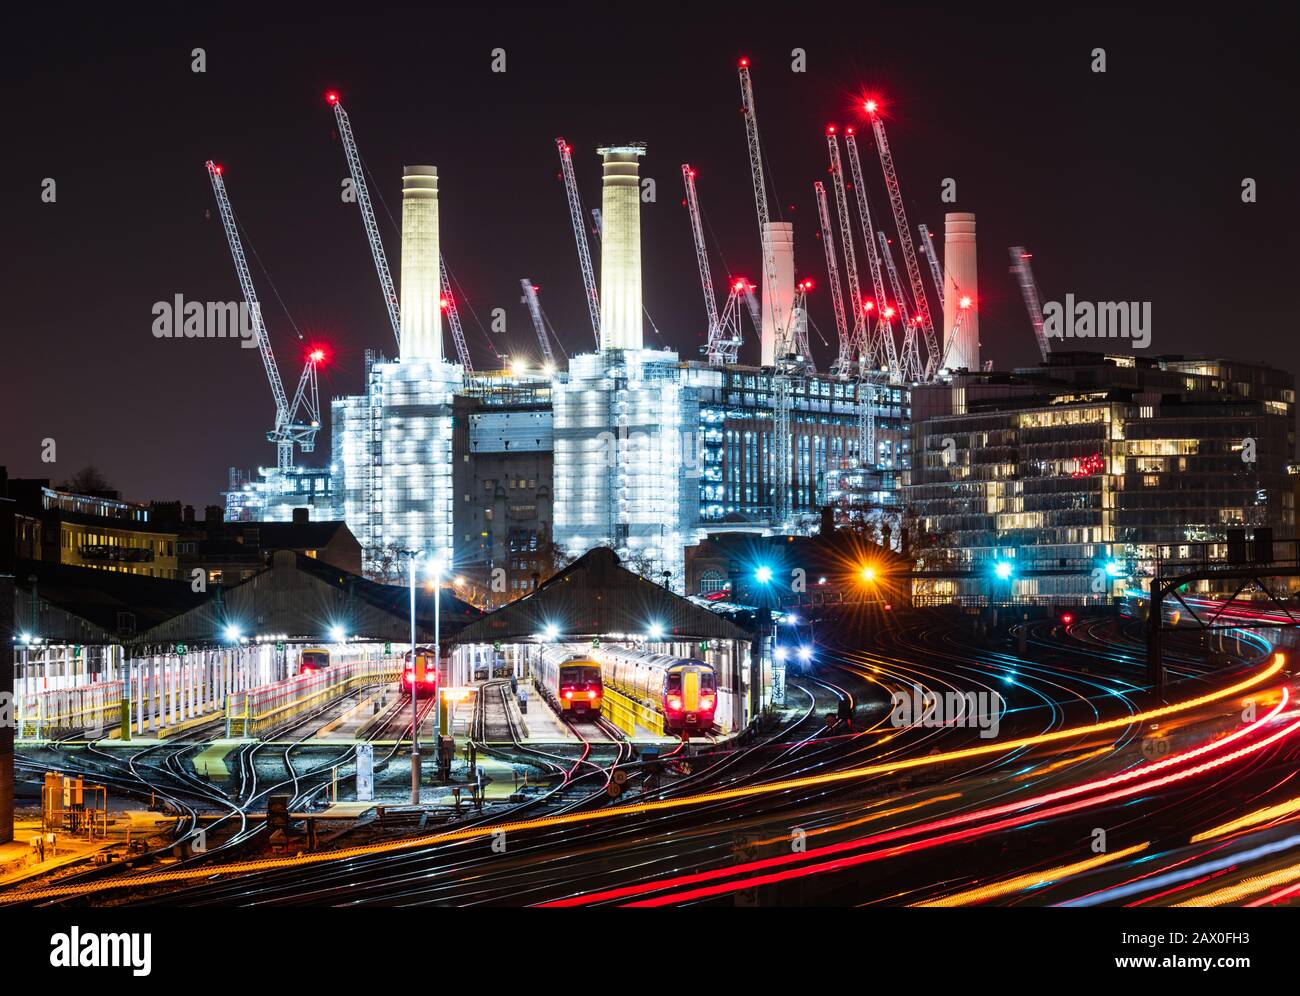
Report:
402,549,424,806
427,556,444,769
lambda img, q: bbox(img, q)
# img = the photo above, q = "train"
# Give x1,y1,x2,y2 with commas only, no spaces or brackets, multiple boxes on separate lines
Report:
599,646,718,735
534,646,604,720
298,647,331,674
400,646,439,698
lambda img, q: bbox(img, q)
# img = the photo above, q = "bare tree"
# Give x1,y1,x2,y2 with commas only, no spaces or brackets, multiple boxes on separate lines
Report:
60,465,114,495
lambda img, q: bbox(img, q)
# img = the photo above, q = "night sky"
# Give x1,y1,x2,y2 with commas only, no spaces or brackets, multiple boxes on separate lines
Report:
5,4,1296,507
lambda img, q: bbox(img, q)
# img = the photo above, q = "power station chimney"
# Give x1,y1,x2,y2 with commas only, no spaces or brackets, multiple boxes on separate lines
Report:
942,212,979,372
760,221,795,366
596,144,646,351
400,165,441,362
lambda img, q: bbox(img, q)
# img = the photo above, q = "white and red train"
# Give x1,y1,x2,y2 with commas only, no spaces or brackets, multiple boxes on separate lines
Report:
533,644,717,735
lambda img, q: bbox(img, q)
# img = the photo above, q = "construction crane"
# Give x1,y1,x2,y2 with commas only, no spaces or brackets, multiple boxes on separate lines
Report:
814,181,852,375
206,161,321,472
843,129,900,381
439,258,475,375
917,223,945,309
328,91,474,373
793,279,815,370
878,231,923,382
1010,246,1052,362
326,92,400,350
520,279,557,369
863,101,941,380
682,164,741,365
825,127,867,376
738,58,795,529
556,138,601,348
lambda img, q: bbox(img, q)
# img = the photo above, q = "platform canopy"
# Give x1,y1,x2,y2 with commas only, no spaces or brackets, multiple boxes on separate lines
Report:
139,550,480,646
453,548,752,645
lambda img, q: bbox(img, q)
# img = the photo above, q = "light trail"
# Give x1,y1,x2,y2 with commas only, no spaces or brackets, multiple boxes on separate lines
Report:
3,654,1285,905
625,706,1300,907
1190,793,1300,843
912,843,1151,907
545,686,1292,905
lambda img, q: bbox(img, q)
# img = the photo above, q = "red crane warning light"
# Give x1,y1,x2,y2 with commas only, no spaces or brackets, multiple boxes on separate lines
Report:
325,91,339,105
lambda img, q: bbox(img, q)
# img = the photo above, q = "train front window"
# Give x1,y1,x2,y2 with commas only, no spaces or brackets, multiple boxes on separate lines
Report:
700,671,716,692
561,666,600,689
666,673,682,693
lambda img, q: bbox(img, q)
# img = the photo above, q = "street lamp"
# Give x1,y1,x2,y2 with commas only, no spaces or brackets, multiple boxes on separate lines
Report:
402,549,425,806
426,554,446,783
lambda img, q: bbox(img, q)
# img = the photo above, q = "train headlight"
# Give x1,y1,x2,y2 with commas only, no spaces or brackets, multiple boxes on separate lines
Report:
797,646,812,661
667,696,683,711
774,647,788,662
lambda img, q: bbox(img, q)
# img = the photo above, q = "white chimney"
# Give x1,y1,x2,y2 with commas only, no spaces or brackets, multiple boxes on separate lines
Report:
400,165,441,362
597,144,646,351
760,221,795,366
943,212,979,372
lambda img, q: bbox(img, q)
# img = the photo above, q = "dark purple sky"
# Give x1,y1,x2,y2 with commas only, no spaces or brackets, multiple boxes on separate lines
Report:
5,4,1296,507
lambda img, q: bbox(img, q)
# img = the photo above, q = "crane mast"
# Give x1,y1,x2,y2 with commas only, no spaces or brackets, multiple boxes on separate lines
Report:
206,160,315,473
738,58,795,529
843,130,900,381
682,164,728,364
327,93,401,349
520,279,557,368
825,129,867,375
1010,246,1052,362
865,103,941,380
439,258,475,374
814,181,852,375
917,223,945,309
878,231,923,382
555,138,601,348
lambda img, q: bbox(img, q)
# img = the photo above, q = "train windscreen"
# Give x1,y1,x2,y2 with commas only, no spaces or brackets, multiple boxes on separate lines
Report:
560,665,600,689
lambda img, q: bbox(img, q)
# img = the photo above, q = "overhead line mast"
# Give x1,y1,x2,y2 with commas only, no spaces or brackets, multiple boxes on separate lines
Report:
556,138,602,348
206,161,321,472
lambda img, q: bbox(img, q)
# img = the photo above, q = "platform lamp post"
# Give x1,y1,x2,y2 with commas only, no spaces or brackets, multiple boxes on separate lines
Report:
402,549,424,806
425,556,445,775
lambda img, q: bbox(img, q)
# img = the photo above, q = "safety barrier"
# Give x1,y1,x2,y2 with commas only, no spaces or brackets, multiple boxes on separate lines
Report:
16,681,125,740
226,659,401,738
601,685,665,738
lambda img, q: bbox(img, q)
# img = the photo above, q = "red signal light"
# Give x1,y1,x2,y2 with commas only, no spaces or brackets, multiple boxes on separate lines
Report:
738,57,749,68
864,99,879,114
325,91,339,105
826,124,837,135
1061,613,1074,625
308,348,326,364
440,296,450,310
213,164,224,175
